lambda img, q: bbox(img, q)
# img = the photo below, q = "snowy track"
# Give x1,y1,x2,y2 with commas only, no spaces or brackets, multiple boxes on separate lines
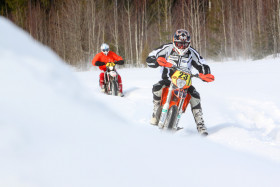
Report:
1,17,280,187
77,61,280,163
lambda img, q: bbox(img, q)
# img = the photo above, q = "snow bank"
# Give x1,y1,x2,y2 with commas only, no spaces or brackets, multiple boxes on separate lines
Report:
1,16,280,187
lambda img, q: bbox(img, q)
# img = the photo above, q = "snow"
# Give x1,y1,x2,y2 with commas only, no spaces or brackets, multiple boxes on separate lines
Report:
1,16,280,187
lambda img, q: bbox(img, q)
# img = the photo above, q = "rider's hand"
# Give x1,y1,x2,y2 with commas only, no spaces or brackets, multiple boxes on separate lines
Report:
115,60,124,65
95,61,105,66
199,73,215,82
157,57,173,68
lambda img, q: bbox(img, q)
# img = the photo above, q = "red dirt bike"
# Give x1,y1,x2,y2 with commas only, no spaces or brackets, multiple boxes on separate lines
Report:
157,66,202,131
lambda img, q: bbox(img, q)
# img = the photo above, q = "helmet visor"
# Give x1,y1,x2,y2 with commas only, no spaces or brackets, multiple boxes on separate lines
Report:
175,41,190,49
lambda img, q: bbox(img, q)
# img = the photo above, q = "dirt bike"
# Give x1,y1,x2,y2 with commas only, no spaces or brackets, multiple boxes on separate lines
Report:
157,66,202,131
104,62,119,96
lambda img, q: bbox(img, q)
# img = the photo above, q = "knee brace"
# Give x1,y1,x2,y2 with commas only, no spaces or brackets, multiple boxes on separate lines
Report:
188,86,201,109
152,82,165,101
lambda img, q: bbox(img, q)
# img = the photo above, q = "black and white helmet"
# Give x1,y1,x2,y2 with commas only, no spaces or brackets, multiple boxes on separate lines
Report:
100,43,109,55
173,29,191,56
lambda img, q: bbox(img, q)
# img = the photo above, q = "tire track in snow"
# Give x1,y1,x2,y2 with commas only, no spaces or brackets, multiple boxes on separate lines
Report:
209,97,280,162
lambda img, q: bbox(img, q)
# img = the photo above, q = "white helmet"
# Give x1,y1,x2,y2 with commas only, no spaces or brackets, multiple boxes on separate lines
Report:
101,43,109,55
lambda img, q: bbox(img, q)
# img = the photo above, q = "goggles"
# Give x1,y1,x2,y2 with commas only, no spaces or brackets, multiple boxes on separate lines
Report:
175,41,190,49
102,49,109,52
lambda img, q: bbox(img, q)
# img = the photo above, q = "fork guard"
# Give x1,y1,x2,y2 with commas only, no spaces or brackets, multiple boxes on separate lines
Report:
160,87,192,113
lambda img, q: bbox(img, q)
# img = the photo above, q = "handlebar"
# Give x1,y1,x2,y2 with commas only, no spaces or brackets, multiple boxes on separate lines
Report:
170,65,200,79
166,63,214,82
191,74,199,78
106,62,116,67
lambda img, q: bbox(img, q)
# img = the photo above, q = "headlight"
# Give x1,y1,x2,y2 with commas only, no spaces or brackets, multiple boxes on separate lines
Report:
176,79,186,88
109,71,117,77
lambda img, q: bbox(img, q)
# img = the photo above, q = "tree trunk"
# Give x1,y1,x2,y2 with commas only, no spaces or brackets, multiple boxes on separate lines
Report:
125,0,133,64
221,0,227,57
114,0,119,54
135,22,139,66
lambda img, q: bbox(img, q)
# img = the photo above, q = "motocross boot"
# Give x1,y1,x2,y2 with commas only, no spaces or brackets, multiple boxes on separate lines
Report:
101,85,105,93
118,92,124,97
100,73,105,93
150,100,160,125
192,109,208,136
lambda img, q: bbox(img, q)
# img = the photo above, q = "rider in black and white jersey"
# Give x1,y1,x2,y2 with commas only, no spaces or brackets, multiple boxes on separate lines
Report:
146,29,215,135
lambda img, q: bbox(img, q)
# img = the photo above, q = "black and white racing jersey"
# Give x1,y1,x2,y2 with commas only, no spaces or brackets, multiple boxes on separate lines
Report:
146,43,211,81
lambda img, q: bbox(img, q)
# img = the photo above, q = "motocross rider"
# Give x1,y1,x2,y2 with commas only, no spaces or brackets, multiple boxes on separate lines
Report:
146,29,215,135
92,43,124,97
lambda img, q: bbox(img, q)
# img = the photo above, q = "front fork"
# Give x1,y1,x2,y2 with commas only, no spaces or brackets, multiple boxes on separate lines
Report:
158,83,174,129
174,96,185,129
105,72,118,93
158,85,186,129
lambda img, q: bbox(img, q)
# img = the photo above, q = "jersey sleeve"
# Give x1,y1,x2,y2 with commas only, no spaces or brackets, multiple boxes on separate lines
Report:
190,47,211,74
146,43,172,68
111,51,123,61
92,53,102,66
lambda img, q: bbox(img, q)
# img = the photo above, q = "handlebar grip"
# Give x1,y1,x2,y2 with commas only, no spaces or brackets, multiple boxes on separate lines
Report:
192,74,199,78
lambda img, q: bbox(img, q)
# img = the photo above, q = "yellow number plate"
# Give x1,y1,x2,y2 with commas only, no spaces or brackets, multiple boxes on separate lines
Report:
171,70,191,87
106,62,115,67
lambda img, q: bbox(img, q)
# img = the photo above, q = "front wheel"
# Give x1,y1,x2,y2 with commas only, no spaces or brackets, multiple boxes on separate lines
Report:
164,105,178,130
110,81,118,96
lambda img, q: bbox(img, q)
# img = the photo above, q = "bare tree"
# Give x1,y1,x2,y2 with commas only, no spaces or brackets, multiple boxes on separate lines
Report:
4,0,280,67
114,0,119,54
123,0,133,64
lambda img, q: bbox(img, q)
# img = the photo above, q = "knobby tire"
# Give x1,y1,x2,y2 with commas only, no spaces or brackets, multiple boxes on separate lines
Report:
111,80,118,96
165,105,178,129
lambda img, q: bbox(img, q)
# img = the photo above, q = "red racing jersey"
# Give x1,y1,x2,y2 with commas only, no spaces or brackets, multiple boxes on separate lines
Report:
92,51,123,71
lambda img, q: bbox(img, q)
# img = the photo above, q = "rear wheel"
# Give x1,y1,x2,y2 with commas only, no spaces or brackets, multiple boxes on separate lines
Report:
164,105,178,130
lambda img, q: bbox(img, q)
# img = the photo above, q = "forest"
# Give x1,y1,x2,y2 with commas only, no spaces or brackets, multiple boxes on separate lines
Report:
1,0,280,68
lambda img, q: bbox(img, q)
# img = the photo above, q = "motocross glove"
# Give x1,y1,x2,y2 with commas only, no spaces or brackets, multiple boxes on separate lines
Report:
157,57,173,68
199,73,215,82
115,60,124,65
95,61,105,66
